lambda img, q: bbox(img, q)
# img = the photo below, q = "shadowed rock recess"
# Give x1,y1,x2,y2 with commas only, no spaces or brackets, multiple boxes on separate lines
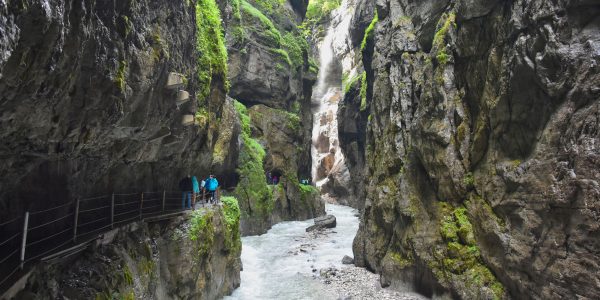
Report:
346,0,600,299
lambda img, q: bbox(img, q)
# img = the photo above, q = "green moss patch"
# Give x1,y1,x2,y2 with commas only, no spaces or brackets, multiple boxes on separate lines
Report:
359,72,368,111
343,72,361,94
221,196,242,253
432,13,456,66
233,101,273,217
196,0,228,100
361,12,378,52
115,60,127,92
389,251,413,268
189,210,215,257
305,0,341,26
239,1,309,68
435,202,505,299
240,0,282,46
253,0,286,15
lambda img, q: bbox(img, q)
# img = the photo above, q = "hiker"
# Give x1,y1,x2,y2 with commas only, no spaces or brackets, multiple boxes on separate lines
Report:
205,174,219,203
179,175,193,209
266,171,272,185
191,175,200,210
273,175,279,185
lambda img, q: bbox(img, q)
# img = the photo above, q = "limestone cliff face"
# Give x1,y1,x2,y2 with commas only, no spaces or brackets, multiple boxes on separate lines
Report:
246,104,325,234
223,0,315,180
334,0,375,210
220,0,325,235
0,0,236,217
15,206,241,299
348,0,600,298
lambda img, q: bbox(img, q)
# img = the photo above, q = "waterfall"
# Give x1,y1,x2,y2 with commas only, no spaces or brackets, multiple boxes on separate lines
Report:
310,0,355,200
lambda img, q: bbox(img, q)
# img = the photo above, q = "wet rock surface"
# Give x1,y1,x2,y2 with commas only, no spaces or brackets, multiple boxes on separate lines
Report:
236,103,325,236
347,0,600,298
342,255,354,265
307,214,337,232
220,0,323,236
0,0,236,220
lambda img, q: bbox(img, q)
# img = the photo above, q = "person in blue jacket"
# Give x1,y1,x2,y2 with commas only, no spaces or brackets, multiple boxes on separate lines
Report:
205,174,219,204
191,175,200,210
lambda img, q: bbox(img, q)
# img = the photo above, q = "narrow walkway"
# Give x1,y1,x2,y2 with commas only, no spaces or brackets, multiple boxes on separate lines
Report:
0,189,221,296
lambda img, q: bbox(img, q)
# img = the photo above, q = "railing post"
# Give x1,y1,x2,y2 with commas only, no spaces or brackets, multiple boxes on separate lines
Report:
73,198,80,243
162,190,166,212
139,192,144,220
111,193,115,229
20,211,29,270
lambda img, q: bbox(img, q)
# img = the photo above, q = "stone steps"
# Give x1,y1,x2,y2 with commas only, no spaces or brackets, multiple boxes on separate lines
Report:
165,72,186,89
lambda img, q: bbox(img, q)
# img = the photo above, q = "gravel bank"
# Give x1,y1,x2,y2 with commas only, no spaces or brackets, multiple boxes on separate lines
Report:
314,265,429,300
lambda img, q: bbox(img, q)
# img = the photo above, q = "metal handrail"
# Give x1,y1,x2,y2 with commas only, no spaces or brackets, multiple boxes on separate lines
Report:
0,232,20,248
0,187,221,292
28,213,74,231
114,210,138,218
26,227,72,247
0,216,21,227
0,249,18,265
80,195,109,202
29,201,73,216
79,205,111,214
77,217,108,229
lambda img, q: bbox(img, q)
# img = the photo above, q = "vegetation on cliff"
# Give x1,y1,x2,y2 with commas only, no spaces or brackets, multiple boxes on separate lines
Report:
432,13,456,66
435,203,504,299
190,210,216,257
305,0,342,26
222,196,242,252
234,0,309,69
233,100,273,217
196,0,228,100
360,11,378,52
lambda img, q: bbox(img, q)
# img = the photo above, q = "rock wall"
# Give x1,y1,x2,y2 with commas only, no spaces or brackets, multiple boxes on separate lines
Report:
220,0,326,235
222,0,315,180
348,0,600,299
13,205,241,299
334,0,375,210
232,101,324,235
0,0,236,218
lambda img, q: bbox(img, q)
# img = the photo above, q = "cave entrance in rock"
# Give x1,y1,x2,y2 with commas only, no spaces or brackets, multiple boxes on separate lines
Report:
266,169,283,185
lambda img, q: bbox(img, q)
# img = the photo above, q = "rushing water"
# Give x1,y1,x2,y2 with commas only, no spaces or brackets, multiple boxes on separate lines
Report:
224,204,359,300
310,0,355,189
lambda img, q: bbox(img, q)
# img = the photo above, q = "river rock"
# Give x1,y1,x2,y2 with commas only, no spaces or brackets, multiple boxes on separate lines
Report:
316,215,337,228
306,215,337,232
342,255,354,265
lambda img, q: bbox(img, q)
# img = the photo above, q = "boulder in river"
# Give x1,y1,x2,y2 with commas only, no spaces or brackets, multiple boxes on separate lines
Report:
342,255,354,265
306,215,337,232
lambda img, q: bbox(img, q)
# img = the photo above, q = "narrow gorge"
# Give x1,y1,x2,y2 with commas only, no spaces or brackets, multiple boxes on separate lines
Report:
1,0,599,299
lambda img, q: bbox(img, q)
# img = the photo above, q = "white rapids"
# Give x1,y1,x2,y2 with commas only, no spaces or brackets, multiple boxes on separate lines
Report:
224,204,429,300
225,204,358,299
